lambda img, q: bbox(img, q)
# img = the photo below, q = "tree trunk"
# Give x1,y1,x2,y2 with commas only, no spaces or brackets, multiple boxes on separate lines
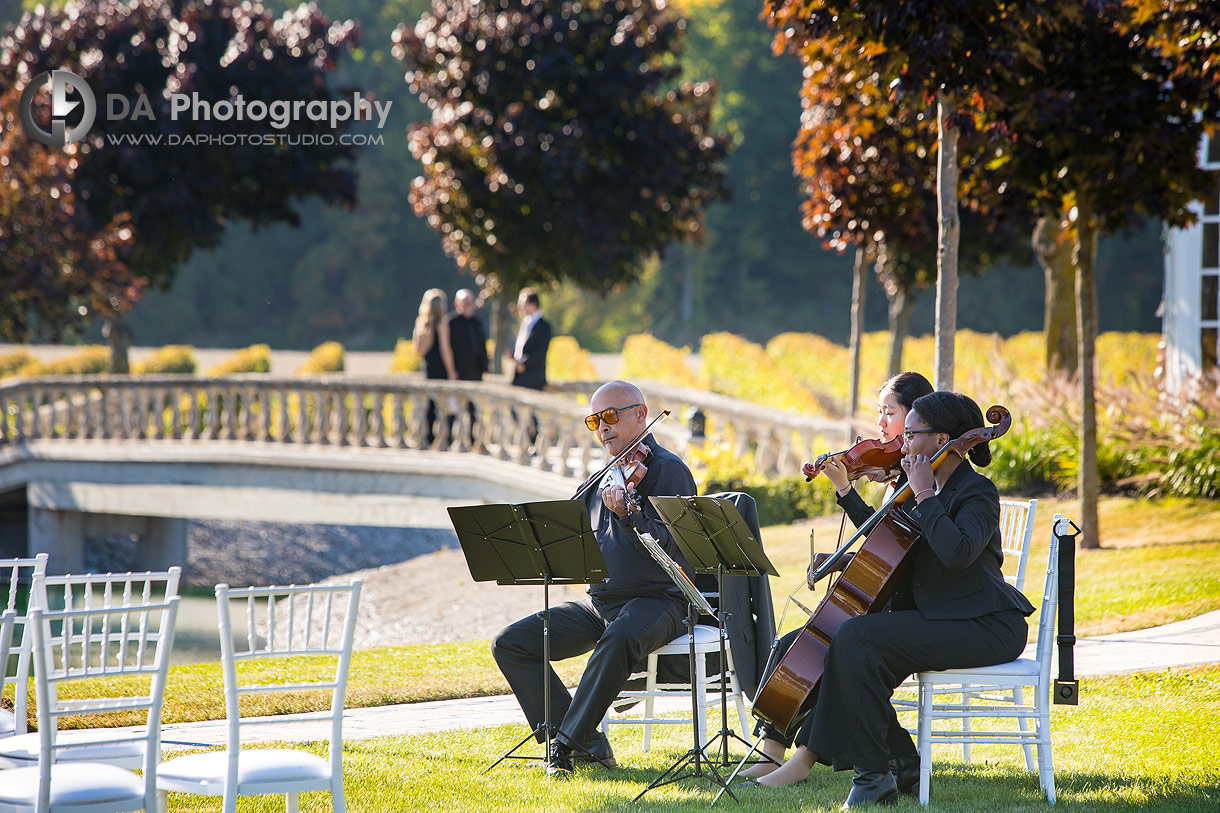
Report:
1074,196,1101,550
934,90,961,390
846,241,873,418
887,284,914,378
488,289,512,376
103,315,131,374
1033,212,1078,375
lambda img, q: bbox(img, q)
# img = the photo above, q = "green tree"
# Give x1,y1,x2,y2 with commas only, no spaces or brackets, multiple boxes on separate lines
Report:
394,0,731,358
764,0,1043,389
992,0,1220,547
0,0,361,346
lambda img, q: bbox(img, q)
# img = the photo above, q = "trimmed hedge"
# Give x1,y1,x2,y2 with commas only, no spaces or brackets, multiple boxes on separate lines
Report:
389,338,420,373
297,342,345,374
207,344,271,375
133,345,196,374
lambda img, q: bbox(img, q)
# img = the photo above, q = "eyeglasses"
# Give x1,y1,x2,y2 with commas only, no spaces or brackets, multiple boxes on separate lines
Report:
902,429,937,442
585,403,643,431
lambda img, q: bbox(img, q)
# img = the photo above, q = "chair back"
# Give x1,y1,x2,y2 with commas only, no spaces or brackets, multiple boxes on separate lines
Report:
215,581,362,769
28,598,180,811
998,498,1038,590
1033,516,1065,688
0,554,48,735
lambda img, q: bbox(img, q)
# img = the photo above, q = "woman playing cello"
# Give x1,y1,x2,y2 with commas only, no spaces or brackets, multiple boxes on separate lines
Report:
741,371,932,783
744,391,1035,808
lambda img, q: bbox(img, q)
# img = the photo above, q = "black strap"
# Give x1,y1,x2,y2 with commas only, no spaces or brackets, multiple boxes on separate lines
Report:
1054,517,1081,705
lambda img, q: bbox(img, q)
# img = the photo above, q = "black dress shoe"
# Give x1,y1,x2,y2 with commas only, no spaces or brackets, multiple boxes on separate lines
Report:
545,741,574,778
574,731,617,768
842,769,898,808
889,753,920,796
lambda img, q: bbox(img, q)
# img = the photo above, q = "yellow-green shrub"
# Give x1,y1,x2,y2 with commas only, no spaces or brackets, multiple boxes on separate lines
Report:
133,345,196,374
620,334,698,387
26,346,110,376
297,341,345,374
547,336,596,382
0,350,36,379
766,332,851,404
389,338,420,373
207,344,271,375
700,332,825,416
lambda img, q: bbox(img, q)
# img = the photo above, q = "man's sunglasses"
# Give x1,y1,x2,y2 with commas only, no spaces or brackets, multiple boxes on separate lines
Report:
584,403,643,431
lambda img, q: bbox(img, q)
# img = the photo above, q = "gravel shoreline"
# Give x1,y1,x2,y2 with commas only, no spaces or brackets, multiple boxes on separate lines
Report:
86,519,585,649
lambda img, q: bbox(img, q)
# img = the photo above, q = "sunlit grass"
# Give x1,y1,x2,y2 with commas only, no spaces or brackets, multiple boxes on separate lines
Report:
160,665,1220,812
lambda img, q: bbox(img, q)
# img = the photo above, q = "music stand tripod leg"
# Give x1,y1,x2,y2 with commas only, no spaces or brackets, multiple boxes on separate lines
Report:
702,565,759,768
632,602,736,803
484,575,555,773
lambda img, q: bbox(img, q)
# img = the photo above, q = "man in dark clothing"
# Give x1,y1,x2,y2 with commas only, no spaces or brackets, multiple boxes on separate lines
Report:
507,288,552,390
444,289,488,444
491,380,696,777
444,289,488,381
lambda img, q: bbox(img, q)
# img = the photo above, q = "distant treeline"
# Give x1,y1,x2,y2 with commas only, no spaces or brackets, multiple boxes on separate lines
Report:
3,0,1162,352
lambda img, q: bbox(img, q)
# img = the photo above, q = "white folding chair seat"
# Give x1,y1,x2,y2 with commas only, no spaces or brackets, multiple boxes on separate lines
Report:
0,569,181,771
0,598,180,813
600,623,750,752
913,515,1066,806
157,580,361,813
893,498,1038,763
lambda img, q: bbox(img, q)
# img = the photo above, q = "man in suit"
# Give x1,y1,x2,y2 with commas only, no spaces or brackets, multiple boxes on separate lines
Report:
445,289,489,381
491,380,696,777
508,288,552,390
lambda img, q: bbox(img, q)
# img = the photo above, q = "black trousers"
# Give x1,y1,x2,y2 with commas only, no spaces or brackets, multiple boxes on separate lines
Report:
755,610,1027,767
491,594,686,749
793,609,1029,772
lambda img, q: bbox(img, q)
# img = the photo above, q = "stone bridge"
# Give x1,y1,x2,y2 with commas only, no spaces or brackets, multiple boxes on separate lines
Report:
0,374,849,572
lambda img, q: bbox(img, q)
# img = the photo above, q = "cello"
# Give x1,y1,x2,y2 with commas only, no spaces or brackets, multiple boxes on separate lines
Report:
751,405,1012,733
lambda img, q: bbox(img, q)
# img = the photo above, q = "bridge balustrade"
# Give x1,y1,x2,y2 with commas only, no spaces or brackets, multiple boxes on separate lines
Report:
1,375,851,480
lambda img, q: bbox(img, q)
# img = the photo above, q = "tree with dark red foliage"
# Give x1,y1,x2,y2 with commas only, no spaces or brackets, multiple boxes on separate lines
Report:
393,0,731,356
764,0,1045,390
0,0,361,341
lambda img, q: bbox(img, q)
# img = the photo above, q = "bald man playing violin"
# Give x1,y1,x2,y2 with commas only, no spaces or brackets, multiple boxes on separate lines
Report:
491,380,697,778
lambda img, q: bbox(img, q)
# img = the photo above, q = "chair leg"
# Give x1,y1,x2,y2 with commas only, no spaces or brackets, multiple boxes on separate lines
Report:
1014,685,1036,772
961,687,973,764
287,791,300,813
1038,696,1055,804
642,652,659,752
725,647,749,734
918,680,933,806
332,777,346,813
694,651,707,746
156,789,169,813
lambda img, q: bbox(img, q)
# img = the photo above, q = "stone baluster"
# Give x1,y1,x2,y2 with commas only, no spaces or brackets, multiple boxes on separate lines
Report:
276,387,291,443
406,393,428,449
352,388,368,447
451,395,471,453
333,388,350,446
390,391,407,449
370,391,388,448
28,386,45,440
295,390,310,444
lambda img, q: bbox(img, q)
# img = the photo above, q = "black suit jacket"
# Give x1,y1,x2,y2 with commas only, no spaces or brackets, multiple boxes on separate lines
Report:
900,463,1035,619
444,311,488,380
511,315,552,390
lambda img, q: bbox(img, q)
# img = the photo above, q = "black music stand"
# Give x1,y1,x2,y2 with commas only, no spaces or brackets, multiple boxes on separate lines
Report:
447,500,606,773
650,495,780,803
630,530,731,802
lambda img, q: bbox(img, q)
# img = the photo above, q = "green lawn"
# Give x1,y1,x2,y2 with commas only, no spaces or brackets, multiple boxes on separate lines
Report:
161,665,1220,812
43,495,1220,730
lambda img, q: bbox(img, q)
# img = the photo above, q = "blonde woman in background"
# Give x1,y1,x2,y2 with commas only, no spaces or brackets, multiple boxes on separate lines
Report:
413,288,458,445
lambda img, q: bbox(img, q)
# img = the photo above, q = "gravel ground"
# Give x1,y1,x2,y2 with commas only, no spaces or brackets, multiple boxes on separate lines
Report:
86,519,586,649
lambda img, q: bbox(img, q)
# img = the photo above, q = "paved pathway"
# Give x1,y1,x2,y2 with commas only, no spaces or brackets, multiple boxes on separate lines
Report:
158,609,1220,749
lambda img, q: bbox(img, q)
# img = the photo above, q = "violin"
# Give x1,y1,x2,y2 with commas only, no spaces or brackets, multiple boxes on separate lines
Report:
753,405,1013,734
802,436,904,484
600,441,651,514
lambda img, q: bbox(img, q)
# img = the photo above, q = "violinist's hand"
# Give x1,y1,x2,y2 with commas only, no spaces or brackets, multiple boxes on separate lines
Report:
901,453,935,498
806,552,852,589
822,455,850,494
603,484,630,518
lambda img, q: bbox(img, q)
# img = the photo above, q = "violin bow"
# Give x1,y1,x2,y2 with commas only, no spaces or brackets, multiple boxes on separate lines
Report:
570,408,671,502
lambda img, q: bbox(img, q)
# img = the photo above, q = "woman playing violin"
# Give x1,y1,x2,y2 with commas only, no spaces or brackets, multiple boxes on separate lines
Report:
743,391,1035,808
742,371,932,782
